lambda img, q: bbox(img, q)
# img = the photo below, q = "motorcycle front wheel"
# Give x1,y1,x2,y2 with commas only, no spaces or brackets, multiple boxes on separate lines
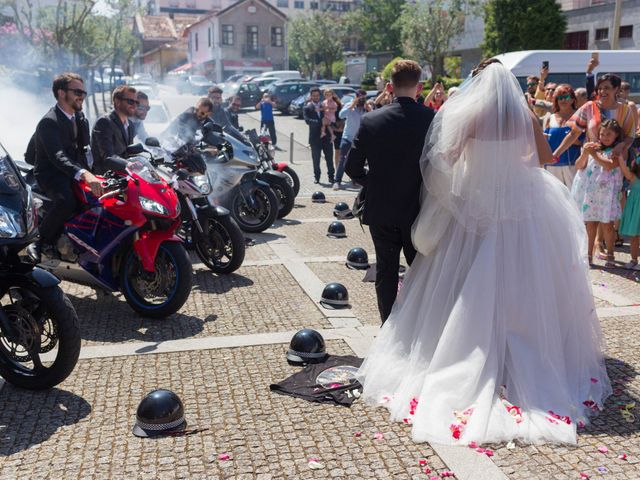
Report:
231,184,278,233
0,285,80,390
121,242,192,318
193,213,245,274
266,175,295,219
280,166,300,197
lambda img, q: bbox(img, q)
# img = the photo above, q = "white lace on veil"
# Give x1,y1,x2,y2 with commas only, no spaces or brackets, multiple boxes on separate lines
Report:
412,63,541,255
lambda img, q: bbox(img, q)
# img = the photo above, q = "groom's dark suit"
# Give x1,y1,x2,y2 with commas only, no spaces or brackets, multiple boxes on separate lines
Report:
345,96,434,323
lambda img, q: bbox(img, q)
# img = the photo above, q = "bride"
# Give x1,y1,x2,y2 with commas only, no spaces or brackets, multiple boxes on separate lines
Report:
357,60,612,445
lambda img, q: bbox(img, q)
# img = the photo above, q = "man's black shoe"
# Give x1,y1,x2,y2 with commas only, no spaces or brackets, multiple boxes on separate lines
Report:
314,179,320,184
27,242,41,264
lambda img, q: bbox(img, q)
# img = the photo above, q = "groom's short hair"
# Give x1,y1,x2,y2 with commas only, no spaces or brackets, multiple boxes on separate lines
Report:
391,60,422,88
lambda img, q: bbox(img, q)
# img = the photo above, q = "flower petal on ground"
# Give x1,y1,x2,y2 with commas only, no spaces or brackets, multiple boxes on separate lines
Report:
597,446,609,454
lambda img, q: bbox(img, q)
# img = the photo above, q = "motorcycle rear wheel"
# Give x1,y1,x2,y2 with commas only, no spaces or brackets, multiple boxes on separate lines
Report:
231,184,278,233
193,213,245,274
121,242,192,318
0,285,80,390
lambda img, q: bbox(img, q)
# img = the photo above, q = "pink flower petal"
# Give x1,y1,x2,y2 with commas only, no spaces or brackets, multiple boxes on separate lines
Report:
373,431,384,440
484,449,494,457
218,453,230,461
591,377,598,383
475,447,486,454
579,474,590,479
597,446,609,454
618,453,628,460
429,477,440,480
419,459,428,466
467,441,478,449
424,467,431,474
354,431,362,437
441,471,455,478
578,421,586,429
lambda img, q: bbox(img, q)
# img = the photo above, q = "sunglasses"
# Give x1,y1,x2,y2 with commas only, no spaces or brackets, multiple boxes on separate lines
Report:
196,110,210,117
526,82,538,87
66,88,87,97
137,105,151,112
545,88,555,92
556,94,572,101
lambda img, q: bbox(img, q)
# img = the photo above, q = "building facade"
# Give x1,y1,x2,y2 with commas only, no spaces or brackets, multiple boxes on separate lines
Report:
186,0,287,82
147,0,358,16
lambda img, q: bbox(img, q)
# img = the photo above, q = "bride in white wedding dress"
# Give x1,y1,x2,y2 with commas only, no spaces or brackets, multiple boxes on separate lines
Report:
357,60,612,445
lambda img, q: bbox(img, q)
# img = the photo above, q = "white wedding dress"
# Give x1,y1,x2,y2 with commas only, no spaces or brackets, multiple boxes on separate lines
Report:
357,64,612,446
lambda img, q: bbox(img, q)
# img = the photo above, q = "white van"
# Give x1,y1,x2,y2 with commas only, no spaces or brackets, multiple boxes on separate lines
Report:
255,70,303,81
493,50,640,99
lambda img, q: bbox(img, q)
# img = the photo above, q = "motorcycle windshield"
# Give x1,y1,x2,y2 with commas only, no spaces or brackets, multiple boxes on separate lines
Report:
0,143,26,196
126,156,163,184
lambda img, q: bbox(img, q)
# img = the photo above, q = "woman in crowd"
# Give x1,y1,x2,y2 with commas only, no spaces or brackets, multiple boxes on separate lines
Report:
543,84,581,188
571,119,626,267
423,82,446,111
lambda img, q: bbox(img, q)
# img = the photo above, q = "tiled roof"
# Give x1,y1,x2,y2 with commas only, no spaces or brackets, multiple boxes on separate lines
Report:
134,14,177,40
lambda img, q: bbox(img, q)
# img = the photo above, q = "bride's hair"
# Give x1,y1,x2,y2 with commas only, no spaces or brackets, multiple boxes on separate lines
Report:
471,58,503,77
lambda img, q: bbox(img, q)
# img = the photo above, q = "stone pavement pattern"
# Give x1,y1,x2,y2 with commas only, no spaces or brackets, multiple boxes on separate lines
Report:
4,107,640,479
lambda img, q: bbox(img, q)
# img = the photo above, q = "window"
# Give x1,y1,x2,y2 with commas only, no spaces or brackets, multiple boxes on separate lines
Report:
277,0,288,6
564,31,588,50
247,25,258,53
294,0,304,8
310,1,318,8
222,25,234,45
208,27,211,47
271,26,283,47
595,28,608,41
620,25,633,39
195,32,199,51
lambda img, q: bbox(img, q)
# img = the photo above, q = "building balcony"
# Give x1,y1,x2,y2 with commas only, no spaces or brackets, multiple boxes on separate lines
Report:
242,44,265,58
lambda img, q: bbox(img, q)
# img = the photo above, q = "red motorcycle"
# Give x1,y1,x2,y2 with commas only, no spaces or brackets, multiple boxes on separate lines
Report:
25,155,192,318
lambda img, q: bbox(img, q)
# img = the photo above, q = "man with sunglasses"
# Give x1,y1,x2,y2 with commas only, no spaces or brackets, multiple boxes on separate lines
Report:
131,91,150,142
225,95,242,131
28,72,103,263
91,85,138,175
166,97,214,142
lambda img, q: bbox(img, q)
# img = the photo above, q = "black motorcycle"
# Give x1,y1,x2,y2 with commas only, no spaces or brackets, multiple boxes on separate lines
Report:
146,138,246,275
0,143,80,389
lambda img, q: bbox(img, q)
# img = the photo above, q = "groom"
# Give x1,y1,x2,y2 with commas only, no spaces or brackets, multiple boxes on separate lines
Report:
345,60,434,324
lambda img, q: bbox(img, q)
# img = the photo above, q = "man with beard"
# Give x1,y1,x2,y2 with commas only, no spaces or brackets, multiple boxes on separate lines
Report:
131,90,150,142
91,85,138,174
225,95,242,131
166,97,213,142
27,72,102,263
207,86,244,141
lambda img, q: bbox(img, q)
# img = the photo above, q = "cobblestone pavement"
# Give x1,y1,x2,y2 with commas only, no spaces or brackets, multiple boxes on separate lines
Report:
5,106,640,478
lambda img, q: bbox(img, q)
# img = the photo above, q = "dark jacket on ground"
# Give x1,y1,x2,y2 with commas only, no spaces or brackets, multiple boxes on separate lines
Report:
33,105,90,185
91,110,134,174
345,97,435,228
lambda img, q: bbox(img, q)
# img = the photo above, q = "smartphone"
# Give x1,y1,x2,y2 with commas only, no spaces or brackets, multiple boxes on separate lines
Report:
542,60,549,70
591,51,599,62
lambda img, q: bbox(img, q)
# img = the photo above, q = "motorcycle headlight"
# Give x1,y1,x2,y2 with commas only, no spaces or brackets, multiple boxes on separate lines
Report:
139,196,169,216
0,206,25,238
192,175,211,195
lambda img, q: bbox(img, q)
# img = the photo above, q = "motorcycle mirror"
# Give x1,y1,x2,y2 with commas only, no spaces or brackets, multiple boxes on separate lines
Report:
126,143,145,156
145,137,161,147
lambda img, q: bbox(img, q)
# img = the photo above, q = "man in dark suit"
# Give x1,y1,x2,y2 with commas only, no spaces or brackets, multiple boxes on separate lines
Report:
91,85,139,175
345,60,435,324
28,72,102,263
304,87,334,184
166,97,213,143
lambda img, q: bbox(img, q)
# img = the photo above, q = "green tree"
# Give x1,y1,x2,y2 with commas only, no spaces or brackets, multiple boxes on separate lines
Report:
482,0,567,56
348,0,405,55
288,13,347,79
398,0,477,82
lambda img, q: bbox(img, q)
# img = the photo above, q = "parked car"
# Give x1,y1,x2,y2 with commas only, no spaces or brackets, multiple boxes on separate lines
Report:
133,73,155,83
93,67,125,92
220,81,262,107
177,75,215,95
130,82,158,99
253,77,280,93
225,73,247,82
268,81,320,113
144,100,171,138
288,85,357,118
255,70,302,81
316,80,337,85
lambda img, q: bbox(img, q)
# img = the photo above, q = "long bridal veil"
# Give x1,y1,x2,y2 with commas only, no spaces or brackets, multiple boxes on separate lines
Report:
358,63,611,445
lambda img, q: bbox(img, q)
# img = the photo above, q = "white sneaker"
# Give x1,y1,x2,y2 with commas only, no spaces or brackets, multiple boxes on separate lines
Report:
332,182,339,191
624,261,638,269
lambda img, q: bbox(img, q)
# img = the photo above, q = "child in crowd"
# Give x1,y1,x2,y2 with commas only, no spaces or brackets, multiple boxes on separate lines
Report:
320,89,338,143
572,119,626,267
618,150,640,269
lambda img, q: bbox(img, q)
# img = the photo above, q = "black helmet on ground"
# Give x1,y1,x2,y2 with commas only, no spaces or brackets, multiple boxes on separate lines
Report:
327,221,346,238
346,247,369,270
320,282,350,309
132,389,187,438
333,202,352,219
287,328,327,364
312,191,326,203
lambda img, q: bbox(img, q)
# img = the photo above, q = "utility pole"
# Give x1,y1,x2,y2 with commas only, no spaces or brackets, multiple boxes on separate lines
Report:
612,0,623,50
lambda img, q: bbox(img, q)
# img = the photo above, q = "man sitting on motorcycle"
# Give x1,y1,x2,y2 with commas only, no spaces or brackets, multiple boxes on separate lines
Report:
166,97,213,142
208,87,245,142
28,72,103,263
91,85,138,175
